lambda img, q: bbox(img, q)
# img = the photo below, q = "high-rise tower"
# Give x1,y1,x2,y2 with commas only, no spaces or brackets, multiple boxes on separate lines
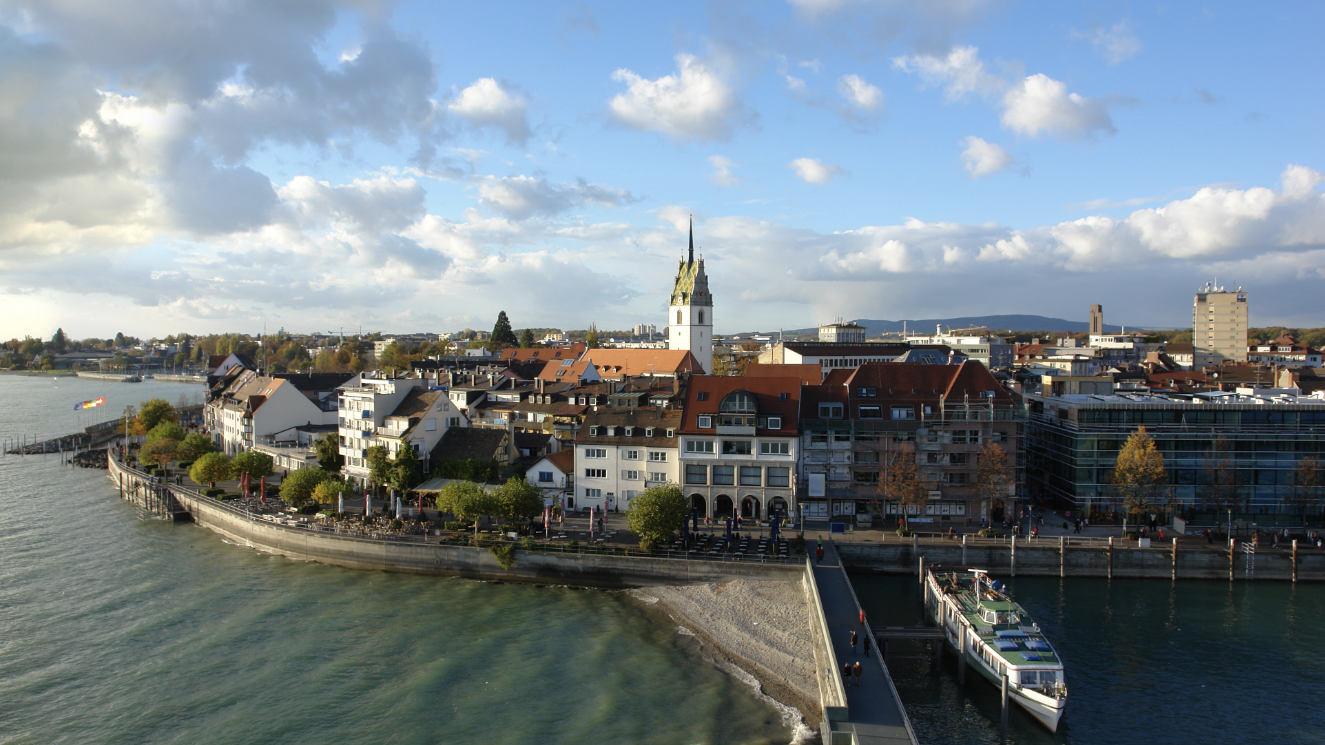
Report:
1089,304,1104,336
1193,282,1248,367
668,217,713,373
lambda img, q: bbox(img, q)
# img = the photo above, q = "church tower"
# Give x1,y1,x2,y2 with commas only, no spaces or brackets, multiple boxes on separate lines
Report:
668,217,713,373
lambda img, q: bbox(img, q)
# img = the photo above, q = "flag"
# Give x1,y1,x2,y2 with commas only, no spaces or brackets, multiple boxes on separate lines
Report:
74,396,106,410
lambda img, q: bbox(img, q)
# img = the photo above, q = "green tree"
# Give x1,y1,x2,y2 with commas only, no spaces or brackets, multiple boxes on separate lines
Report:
366,445,392,494
627,484,686,550
146,421,186,444
377,342,412,372
280,467,331,508
976,442,1012,521
138,437,178,472
314,433,342,472
189,452,233,488
491,310,518,348
518,328,535,347
879,442,926,515
585,324,600,347
231,450,275,481
134,398,177,434
494,477,543,525
312,478,348,506
177,432,217,462
50,327,69,354
437,480,497,529
1112,426,1167,526
388,445,423,494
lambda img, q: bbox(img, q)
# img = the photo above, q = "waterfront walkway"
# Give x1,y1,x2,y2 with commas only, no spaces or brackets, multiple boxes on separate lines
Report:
813,540,916,745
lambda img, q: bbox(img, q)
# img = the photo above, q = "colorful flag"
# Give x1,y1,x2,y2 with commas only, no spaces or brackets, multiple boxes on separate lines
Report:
74,396,106,410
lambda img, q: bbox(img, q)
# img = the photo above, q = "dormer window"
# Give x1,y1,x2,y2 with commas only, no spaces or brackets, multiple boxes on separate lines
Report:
589,426,600,436
624,427,634,437
666,428,675,438
645,427,655,437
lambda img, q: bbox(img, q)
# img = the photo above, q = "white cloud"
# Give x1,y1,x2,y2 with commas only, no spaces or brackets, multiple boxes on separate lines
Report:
789,157,840,184
784,74,807,93
959,136,1012,177
1079,21,1141,65
1001,74,1114,138
709,155,738,187
476,174,635,219
448,77,531,144
892,46,1001,101
608,54,740,140
837,74,882,110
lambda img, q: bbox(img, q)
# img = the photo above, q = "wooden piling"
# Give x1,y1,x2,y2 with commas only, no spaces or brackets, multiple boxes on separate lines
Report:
1228,538,1236,581
957,624,966,686
1292,539,1298,583
1171,537,1178,581
918,555,925,588
961,534,967,564
1059,536,1065,578
1107,536,1114,580
1000,670,1010,734
1010,534,1017,577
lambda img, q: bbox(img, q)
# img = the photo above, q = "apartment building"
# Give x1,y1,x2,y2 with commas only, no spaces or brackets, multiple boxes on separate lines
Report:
573,407,682,512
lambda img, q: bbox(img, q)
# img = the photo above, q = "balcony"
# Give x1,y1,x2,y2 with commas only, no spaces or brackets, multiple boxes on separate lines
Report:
716,424,755,436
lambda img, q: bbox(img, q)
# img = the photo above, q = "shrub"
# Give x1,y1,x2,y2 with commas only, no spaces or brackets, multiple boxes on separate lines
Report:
491,542,516,570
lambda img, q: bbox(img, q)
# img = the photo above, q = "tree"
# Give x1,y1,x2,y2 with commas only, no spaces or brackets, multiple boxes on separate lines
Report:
1112,426,1167,526
1291,456,1322,524
177,432,217,463
388,444,423,495
490,310,518,349
314,433,342,473
281,467,331,508
585,324,601,348
312,478,348,507
366,445,392,494
189,452,233,489
146,421,186,444
138,437,178,472
50,327,68,354
231,450,274,482
377,342,411,372
437,480,498,529
879,443,927,516
135,399,177,434
1206,436,1239,516
494,477,543,525
976,442,1012,521
518,328,535,348
627,484,687,550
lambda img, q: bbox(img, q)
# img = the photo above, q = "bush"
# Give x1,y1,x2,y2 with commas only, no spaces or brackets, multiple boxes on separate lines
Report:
491,542,516,569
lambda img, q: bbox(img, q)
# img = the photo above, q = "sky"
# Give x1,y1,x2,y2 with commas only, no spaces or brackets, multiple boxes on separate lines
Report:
1,0,1323,340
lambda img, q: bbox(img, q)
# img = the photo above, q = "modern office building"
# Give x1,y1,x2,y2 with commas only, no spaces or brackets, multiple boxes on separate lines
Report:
1193,283,1248,367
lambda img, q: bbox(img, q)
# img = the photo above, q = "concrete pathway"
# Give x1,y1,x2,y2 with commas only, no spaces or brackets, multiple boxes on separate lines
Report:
812,541,916,745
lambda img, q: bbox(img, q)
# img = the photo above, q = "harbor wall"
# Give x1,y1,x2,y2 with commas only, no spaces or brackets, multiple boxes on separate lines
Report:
838,537,1325,582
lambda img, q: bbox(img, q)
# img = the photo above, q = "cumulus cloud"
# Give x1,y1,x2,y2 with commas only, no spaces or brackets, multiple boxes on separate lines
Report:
476,175,635,219
1001,74,1114,138
1078,21,1141,65
448,77,531,144
892,46,1001,101
789,157,840,184
960,136,1012,177
709,155,738,187
838,74,883,110
608,53,740,140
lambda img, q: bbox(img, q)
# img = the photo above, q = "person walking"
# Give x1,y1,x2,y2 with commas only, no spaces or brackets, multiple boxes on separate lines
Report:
852,660,863,686
842,662,852,685
863,633,872,657
849,628,858,650
816,541,825,564
859,608,865,625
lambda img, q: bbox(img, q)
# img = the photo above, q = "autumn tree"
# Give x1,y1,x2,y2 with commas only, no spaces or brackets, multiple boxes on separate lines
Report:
134,398,177,434
879,442,927,516
1291,456,1322,523
490,311,518,349
585,324,600,347
1112,426,1167,525
976,442,1012,521
189,452,233,489
280,467,332,509
493,477,543,525
231,451,274,482
312,478,348,507
138,437,178,472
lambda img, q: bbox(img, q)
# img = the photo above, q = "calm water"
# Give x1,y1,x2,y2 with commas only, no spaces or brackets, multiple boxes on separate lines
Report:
0,376,796,745
855,572,1325,745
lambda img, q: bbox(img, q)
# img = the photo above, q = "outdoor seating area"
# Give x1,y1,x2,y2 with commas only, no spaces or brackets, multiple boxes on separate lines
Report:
673,533,791,560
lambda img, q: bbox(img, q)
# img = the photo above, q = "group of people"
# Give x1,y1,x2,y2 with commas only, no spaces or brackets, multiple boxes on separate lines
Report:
843,608,869,687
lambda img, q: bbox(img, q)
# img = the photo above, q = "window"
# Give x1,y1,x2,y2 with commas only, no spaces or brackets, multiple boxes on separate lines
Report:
648,471,667,482
648,451,668,462
623,427,634,437
677,310,682,324
949,452,968,465
623,449,640,460
858,386,877,397
585,488,601,499
588,425,600,436
684,464,708,484
623,489,639,500
697,415,713,428
585,448,607,459
944,472,969,485
623,469,641,480
538,471,553,483
767,467,790,487
686,439,715,453
666,429,675,438
760,441,790,455
645,427,654,437
765,416,782,430
858,405,882,418
818,403,844,419
448,417,460,427
711,465,735,485
890,406,916,421
720,391,757,413
722,440,752,455
584,468,606,479
698,310,705,324
697,392,709,401
740,466,762,486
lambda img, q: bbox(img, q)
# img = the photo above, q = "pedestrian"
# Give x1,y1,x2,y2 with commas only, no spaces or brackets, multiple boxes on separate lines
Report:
852,660,863,686
842,662,852,685
816,541,824,564
859,607,865,625
863,633,872,656
849,629,857,650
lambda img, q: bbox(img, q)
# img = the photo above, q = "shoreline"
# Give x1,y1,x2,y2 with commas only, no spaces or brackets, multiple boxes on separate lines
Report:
628,579,820,744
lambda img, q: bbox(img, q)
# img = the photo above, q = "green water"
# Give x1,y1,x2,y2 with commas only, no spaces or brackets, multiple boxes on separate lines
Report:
0,377,798,744
855,572,1325,745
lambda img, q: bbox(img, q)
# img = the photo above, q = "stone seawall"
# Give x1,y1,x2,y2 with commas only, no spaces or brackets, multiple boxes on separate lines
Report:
839,538,1325,582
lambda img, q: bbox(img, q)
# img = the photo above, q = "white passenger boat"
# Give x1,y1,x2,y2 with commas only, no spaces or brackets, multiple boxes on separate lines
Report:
925,566,1067,731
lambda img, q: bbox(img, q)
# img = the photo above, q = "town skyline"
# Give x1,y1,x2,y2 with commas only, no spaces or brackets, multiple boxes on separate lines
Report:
2,1,1323,339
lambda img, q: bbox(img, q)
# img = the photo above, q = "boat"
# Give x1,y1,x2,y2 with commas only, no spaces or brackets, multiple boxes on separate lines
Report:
121,374,142,383
925,566,1067,731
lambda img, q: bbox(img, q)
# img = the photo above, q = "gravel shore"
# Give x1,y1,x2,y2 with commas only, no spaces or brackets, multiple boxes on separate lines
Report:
630,577,819,738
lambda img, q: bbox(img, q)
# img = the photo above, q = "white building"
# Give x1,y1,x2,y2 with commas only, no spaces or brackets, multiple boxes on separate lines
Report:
573,407,682,513
526,449,574,498
904,325,1013,369
668,218,714,374
819,321,867,343
206,370,355,455
337,375,467,487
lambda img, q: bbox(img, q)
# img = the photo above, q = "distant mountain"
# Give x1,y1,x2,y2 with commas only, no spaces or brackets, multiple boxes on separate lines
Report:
751,314,1159,337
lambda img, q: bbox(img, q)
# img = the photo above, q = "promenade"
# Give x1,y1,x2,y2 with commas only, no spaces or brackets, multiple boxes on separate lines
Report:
813,540,916,745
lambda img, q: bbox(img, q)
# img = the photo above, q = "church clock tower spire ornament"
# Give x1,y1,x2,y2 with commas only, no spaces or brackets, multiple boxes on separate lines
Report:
668,215,714,373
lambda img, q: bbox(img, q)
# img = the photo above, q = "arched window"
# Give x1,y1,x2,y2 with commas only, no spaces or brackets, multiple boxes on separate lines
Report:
719,391,757,413
698,310,705,325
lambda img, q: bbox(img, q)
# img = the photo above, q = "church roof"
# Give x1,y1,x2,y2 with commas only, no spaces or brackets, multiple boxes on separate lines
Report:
670,217,712,306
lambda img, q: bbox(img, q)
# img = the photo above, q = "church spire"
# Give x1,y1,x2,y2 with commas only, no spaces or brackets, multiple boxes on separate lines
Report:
688,214,694,264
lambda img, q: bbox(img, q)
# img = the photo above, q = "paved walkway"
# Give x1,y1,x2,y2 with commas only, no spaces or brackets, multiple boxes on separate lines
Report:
812,541,916,745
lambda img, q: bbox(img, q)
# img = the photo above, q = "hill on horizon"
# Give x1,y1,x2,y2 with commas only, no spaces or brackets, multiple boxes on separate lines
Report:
748,314,1169,337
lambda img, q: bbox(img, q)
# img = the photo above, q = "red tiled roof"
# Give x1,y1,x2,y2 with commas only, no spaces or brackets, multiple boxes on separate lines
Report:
581,348,702,378
679,375,801,435
545,449,574,474
743,363,823,384
501,343,586,362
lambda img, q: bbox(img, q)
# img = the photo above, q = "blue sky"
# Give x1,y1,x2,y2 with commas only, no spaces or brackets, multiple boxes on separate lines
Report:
1,0,1322,339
